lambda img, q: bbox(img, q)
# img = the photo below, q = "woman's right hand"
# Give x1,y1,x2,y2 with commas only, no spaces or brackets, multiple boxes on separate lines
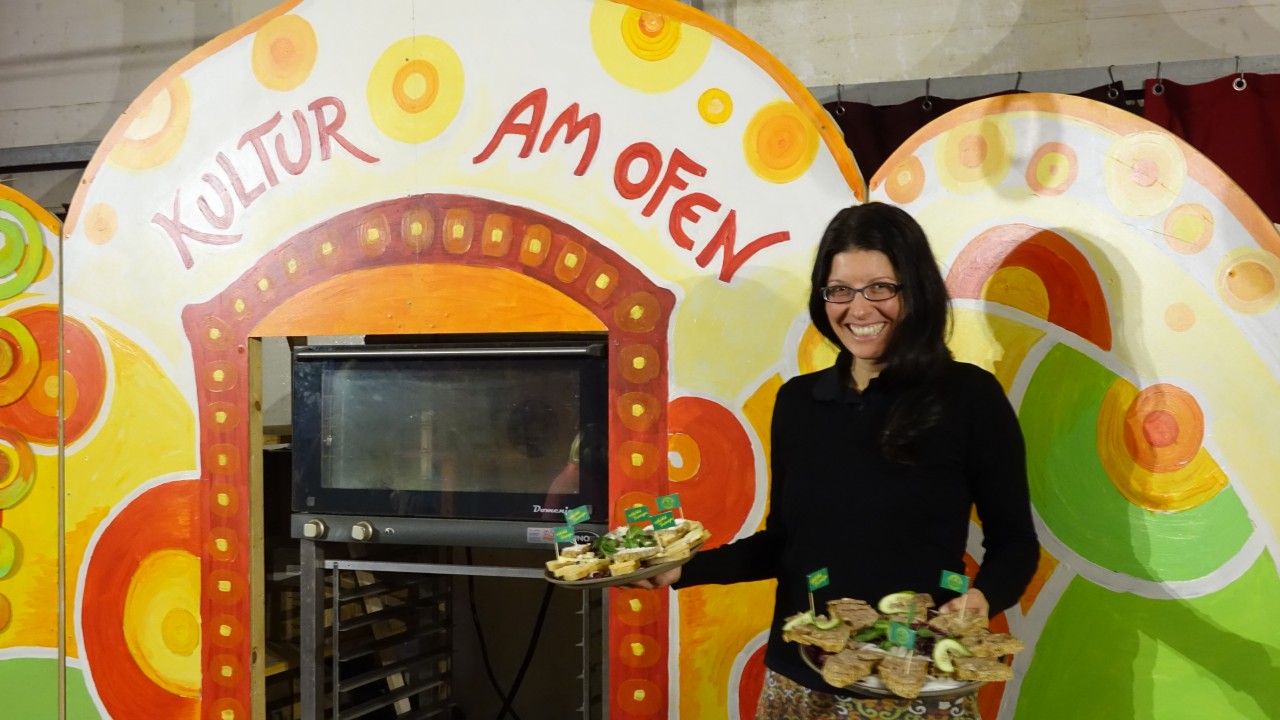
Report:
625,566,682,590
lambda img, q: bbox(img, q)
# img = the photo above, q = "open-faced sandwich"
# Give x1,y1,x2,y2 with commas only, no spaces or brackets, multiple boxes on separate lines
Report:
782,591,1025,699
546,518,710,582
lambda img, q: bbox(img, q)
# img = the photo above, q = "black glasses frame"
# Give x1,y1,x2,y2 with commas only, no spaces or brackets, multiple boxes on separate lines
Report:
819,282,902,303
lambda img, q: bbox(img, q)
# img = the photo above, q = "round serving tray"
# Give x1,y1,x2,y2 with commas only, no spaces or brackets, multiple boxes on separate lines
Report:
543,540,705,590
798,644,985,701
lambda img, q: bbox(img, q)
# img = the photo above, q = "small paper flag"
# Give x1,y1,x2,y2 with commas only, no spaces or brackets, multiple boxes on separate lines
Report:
889,621,917,650
651,511,676,530
806,568,830,592
656,493,681,511
624,505,651,525
565,505,591,526
940,569,970,594
552,526,576,543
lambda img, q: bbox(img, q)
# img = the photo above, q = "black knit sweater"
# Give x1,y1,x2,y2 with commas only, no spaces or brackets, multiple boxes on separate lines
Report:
675,353,1040,693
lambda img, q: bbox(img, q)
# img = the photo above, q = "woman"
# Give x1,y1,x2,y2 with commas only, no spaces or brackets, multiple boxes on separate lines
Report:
634,202,1040,719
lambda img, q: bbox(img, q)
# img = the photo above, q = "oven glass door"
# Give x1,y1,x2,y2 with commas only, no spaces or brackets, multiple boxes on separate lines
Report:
292,342,608,522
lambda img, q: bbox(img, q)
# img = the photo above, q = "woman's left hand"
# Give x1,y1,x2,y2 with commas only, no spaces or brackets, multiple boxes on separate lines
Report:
938,587,988,617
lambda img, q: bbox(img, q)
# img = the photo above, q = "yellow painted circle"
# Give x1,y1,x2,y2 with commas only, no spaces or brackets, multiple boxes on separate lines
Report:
797,324,837,375
252,14,317,91
935,118,1014,194
368,36,464,144
590,1,711,93
698,88,733,125
1217,249,1280,313
983,266,1051,320
0,528,16,579
1163,204,1213,255
108,78,191,171
743,101,819,184
1103,131,1185,217
0,316,39,405
123,548,202,697
0,593,10,632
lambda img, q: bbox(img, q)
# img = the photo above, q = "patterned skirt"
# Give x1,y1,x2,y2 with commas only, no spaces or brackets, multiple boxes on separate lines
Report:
754,669,980,720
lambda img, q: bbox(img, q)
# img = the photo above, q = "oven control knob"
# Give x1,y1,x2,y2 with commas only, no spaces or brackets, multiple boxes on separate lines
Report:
351,521,375,541
302,519,327,539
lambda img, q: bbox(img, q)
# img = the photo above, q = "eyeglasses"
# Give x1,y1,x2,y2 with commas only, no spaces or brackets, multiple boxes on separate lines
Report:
819,282,902,303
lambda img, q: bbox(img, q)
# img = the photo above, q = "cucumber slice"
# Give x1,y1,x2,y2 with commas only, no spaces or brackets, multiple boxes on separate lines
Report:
781,611,815,632
876,591,916,614
813,615,842,630
931,638,973,673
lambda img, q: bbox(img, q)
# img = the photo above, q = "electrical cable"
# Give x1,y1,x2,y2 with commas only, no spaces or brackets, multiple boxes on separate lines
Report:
464,547,524,720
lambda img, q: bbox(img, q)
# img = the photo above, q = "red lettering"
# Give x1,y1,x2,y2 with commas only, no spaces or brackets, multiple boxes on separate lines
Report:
275,110,312,175
196,173,234,229
614,142,662,201
641,149,705,218
151,191,242,270
216,152,265,208
538,103,600,176
694,210,790,282
308,96,379,164
238,112,283,187
473,88,548,165
668,192,721,251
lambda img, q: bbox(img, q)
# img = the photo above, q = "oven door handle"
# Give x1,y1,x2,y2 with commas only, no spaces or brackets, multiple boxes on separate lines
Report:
294,345,606,360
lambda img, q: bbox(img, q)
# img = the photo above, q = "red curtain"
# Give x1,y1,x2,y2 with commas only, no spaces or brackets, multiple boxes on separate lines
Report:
1144,73,1280,223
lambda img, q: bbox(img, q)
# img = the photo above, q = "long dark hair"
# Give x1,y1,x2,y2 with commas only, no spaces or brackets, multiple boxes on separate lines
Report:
808,202,953,463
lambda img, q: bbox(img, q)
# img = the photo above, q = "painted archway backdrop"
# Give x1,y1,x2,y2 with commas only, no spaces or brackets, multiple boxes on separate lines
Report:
52,1,860,718
866,95,1280,719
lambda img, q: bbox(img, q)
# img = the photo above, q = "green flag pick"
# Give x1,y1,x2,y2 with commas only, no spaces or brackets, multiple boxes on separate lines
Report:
565,505,591,526
806,567,830,616
624,505,651,525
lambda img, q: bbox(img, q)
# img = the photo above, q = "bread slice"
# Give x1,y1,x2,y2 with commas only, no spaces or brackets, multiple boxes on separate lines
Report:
952,656,1013,682
876,655,928,699
962,632,1025,658
546,557,576,573
820,647,878,688
827,598,879,631
782,622,851,653
929,611,989,638
554,558,610,581
609,560,640,576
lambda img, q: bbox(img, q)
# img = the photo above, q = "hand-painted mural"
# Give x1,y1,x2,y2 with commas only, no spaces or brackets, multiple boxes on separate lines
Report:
0,1,1275,719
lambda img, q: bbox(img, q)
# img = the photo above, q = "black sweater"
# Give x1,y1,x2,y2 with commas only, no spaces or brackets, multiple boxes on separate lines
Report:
675,353,1040,693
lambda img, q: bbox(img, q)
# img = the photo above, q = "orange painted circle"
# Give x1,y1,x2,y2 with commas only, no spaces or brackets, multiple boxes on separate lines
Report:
393,59,440,114
614,491,656,524
1164,302,1196,332
1026,142,1078,197
667,432,701,482
736,644,767,717
0,307,105,446
614,292,661,333
666,397,754,549
0,593,10,632
1163,204,1213,255
209,614,245,649
618,344,660,384
618,440,660,479
1123,383,1204,473
615,633,662,669
612,588,660,627
883,155,925,204
616,678,663,715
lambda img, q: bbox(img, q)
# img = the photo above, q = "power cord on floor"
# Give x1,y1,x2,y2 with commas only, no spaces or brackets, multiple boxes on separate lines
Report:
464,547,556,720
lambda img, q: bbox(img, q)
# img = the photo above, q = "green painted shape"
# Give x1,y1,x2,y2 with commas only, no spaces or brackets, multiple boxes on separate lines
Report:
0,657,101,719
1016,550,1280,719
1020,343,1252,582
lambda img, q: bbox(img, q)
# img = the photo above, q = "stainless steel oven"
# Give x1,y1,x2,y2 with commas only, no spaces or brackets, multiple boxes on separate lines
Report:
290,333,609,546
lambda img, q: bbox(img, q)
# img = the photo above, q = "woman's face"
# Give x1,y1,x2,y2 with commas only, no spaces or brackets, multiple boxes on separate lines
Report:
824,249,903,367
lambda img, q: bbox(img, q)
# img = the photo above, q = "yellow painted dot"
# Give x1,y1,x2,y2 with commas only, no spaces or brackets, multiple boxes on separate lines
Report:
630,453,644,467
491,228,504,243
257,278,270,292
222,710,235,720
214,411,228,424
212,369,225,383
629,598,643,612
564,253,579,268
451,222,465,239
286,258,298,274
217,493,230,507
409,221,423,236
366,227,380,242
161,608,199,656
629,305,645,320
215,538,229,552
217,454,229,467
219,624,233,637
595,274,611,289
632,357,646,370
208,327,222,341
631,403,644,417
221,665,233,678
42,375,57,398
217,580,232,593
321,241,334,255
630,642,645,656
529,238,542,253
633,689,646,702
233,299,246,313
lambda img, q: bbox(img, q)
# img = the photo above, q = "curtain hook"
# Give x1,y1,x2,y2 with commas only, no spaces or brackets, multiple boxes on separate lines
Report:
922,78,933,112
1107,65,1120,100
834,83,846,115
1014,71,1023,92
1151,61,1165,95
1234,56,1247,91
